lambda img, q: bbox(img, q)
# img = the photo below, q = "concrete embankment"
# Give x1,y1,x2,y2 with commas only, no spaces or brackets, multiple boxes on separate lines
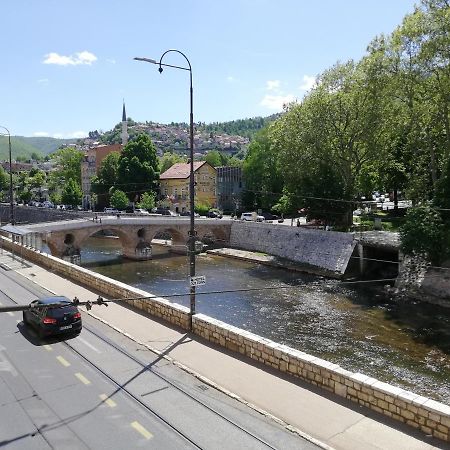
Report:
1,235,449,444
229,221,355,277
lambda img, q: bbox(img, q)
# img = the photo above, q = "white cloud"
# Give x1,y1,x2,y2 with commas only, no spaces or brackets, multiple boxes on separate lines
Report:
227,76,236,83
107,58,116,64
68,131,87,139
33,131,86,139
266,80,281,91
37,78,49,84
43,51,97,66
300,75,316,91
260,94,295,110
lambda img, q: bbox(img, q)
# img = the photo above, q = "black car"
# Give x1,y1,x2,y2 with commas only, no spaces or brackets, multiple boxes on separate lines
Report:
206,210,223,218
23,296,82,338
261,212,279,221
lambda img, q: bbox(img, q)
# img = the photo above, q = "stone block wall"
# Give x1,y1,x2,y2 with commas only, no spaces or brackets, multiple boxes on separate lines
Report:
2,235,449,443
229,222,355,276
192,314,450,442
0,204,88,224
0,237,190,330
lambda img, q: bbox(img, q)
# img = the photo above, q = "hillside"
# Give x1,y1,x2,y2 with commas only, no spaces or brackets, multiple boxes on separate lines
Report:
0,136,43,160
0,136,77,161
94,115,280,156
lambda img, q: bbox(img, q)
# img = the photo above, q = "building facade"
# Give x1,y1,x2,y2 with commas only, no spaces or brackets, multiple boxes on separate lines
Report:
159,161,217,213
81,104,128,210
216,166,244,213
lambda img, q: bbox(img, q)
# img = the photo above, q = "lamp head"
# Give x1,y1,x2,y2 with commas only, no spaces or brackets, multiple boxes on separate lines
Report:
158,66,163,73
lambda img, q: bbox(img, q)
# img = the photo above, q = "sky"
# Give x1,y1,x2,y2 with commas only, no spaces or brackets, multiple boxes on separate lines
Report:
0,0,418,138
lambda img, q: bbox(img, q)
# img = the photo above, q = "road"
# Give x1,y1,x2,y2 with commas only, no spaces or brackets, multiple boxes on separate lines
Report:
0,267,319,450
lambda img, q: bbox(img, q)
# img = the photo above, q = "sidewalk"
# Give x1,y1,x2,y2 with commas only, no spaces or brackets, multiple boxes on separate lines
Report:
1,251,446,450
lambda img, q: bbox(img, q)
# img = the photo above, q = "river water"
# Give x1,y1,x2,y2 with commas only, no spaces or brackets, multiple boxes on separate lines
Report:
80,236,450,404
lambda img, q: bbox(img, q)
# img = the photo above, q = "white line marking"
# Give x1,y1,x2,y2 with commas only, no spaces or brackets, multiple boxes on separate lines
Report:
78,337,101,353
131,421,153,440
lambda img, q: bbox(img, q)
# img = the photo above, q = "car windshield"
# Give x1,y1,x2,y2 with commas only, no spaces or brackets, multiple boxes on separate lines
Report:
47,305,78,318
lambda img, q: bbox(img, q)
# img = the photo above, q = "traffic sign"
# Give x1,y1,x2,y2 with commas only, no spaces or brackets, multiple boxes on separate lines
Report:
190,275,206,287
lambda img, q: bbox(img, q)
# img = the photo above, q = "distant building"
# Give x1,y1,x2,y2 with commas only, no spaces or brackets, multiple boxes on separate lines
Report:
0,161,34,173
81,103,128,209
216,166,244,213
159,161,217,213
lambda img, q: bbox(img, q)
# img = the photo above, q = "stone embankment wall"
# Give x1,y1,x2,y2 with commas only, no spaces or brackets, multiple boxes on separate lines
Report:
0,204,87,224
1,235,449,443
230,222,355,276
396,255,450,308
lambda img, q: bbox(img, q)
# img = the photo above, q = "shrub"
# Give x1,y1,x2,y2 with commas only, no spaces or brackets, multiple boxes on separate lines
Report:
400,205,449,265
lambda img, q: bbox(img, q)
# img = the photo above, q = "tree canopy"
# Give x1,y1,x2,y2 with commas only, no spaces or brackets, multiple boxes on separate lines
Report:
117,134,160,202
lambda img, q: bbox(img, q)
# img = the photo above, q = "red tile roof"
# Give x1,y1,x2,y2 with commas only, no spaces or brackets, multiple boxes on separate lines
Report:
160,161,207,179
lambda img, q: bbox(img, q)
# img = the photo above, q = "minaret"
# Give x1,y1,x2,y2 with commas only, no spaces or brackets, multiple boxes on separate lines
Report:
121,101,128,145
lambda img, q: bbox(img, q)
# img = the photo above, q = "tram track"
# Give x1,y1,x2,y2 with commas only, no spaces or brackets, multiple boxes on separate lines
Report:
0,268,282,450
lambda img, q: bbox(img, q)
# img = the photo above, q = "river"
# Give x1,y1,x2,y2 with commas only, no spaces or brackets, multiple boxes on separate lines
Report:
79,236,450,404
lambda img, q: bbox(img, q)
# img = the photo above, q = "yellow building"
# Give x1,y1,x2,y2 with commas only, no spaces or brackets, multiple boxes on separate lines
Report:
159,161,217,213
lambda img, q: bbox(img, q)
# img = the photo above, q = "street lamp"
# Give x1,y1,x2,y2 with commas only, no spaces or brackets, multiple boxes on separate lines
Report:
0,126,14,225
134,50,197,329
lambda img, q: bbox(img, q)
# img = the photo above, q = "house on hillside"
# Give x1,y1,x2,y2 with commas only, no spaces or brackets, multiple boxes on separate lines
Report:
159,161,217,213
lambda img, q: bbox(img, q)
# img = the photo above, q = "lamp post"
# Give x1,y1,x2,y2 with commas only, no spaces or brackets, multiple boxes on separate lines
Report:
134,50,197,329
0,126,14,225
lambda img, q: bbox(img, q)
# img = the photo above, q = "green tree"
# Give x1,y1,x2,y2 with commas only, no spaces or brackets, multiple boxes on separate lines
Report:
242,128,283,211
117,134,159,202
50,147,83,185
204,150,229,167
61,178,82,207
159,151,187,173
137,191,155,210
400,204,449,264
0,166,8,192
110,189,129,210
271,60,383,226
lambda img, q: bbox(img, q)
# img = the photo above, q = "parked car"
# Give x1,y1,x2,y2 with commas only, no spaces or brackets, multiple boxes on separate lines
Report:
23,296,82,338
134,208,150,215
180,211,200,217
256,215,265,222
241,212,256,221
104,207,119,214
261,212,279,221
206,210,223,218
154,207,177,216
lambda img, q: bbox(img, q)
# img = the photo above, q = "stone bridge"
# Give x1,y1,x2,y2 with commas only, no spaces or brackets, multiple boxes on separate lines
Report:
22,217,232,260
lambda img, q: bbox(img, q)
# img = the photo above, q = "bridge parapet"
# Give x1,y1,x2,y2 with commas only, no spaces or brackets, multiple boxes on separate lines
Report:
23,217,232,261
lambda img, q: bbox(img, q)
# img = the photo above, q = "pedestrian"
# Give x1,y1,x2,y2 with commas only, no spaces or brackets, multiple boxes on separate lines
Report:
296,218,300,227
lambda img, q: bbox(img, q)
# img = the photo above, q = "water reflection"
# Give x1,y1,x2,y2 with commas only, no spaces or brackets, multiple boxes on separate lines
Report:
81,236,450,404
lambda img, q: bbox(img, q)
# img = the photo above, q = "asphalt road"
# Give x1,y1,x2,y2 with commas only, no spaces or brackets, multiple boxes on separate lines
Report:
0,268,320,450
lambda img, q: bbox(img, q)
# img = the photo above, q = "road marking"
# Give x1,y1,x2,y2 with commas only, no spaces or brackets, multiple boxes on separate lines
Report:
99,394,117,408
43,345,52,351
131,421,153,440
75,372,91,385
78,337,101,353
56,356,70,367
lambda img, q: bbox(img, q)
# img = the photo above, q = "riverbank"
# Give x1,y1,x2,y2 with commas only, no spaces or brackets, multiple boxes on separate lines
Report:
1,238,449,445
207,247,347,278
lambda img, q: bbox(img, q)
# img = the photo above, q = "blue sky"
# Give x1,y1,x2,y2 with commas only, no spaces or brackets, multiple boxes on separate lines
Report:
0,0,417,138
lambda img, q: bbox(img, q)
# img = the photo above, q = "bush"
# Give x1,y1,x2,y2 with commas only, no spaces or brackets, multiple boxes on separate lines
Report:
194,202,210,216
400,205,449,265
